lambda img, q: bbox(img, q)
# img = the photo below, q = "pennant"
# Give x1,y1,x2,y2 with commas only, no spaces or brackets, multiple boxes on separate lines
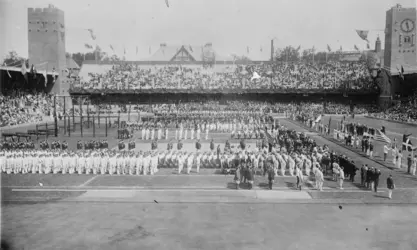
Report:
52,68,57,84
327,45,331,52
85,43,93,49
397,65,405,80
165,0,169,7
189,45,193,52
354,45,359,51
87,29,96,40
356,30,369,42
250,71,261,81
110,45,114,51
30,64,37,79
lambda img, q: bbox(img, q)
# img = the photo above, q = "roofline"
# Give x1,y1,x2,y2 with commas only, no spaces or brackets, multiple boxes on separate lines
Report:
0,66,58,75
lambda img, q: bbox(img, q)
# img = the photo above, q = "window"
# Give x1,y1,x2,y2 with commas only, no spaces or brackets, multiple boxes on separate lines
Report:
404,36,411,43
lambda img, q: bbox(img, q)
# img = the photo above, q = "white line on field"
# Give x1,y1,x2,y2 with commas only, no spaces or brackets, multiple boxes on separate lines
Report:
79,176,99,187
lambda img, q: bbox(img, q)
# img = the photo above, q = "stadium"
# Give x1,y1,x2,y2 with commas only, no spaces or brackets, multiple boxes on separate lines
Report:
1,1,417,250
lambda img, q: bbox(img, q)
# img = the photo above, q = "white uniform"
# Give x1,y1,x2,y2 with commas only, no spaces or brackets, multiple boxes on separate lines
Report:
187,155,194,174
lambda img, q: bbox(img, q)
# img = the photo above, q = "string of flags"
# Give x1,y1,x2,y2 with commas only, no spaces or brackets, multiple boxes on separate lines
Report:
87,29,96,40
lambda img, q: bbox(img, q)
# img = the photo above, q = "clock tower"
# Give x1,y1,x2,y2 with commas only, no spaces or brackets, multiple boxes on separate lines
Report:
384,4,416,75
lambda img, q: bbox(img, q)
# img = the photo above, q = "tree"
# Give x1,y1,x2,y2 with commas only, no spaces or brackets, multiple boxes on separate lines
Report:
2,51,27,68
274,46,300,62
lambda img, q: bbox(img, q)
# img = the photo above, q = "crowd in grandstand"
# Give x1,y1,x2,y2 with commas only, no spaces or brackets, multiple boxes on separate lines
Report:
0,90,55,127
73,61,376,91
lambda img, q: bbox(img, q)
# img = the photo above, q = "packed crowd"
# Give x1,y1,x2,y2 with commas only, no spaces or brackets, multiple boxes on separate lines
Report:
0,90,54,127
74,61,375,91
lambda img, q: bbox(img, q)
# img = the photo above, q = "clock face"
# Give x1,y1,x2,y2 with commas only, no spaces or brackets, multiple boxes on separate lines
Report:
400,19,415,33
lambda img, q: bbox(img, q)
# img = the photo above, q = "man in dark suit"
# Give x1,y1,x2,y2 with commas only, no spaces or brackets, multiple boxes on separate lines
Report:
247,166,254,190
374,169,381,192
267,166,275,190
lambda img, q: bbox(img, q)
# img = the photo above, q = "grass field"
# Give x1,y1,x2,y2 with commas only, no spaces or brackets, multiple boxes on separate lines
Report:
2,115,417,250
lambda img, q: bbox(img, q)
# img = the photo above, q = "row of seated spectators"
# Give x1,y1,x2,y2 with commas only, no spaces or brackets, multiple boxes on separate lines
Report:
134,101,378,116
74,61,376,91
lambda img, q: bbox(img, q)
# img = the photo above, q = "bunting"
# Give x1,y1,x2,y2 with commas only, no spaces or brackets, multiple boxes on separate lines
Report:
85,43,93,49
356,30,369,42
354,45,359,51
87,29,96,40
327,45,331,52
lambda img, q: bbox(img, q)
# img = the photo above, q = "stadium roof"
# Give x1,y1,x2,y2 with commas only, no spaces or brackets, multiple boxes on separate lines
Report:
139,43,266,62
0,66,58,75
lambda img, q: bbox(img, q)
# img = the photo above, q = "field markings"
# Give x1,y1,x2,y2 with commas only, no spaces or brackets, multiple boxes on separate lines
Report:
79,175,99,187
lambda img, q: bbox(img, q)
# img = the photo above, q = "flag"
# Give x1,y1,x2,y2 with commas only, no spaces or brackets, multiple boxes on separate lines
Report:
85,43,93,49
327,45,331,52
250,71,261,81
372,129,392,144
296,45,301,51
397,65,404,80
110,45,114,51
354,45,359,51
30,64,37,79
367,43,370,49
339,46,343,51
402,134,413,151
247,47,250,54
124,47,126,55
87,29,96,40
356,30,369,42
136,46,138,55
189,45,193,52
315,115,322,123
165,0,169,7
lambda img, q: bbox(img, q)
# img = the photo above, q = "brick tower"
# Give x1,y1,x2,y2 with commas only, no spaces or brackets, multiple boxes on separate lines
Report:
28,4,68,95
384,4,416,75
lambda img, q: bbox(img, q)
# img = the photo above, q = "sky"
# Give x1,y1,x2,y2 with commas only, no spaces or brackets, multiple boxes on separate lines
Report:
0,0,416,61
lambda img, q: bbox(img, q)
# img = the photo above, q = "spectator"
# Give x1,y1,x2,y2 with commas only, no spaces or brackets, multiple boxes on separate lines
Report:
386,174,395,199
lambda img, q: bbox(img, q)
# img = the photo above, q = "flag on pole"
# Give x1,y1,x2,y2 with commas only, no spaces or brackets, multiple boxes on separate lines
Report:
327,45,331,52
356,30,369,42
136,46,138,55
110,45,114,52
397,65,405,80
372,129,392,144
354,45,359,51
85,43,93,49
87,29,96,40
21,62,28,83
367,43,370,49
165,0,169,7
402,134,413,151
